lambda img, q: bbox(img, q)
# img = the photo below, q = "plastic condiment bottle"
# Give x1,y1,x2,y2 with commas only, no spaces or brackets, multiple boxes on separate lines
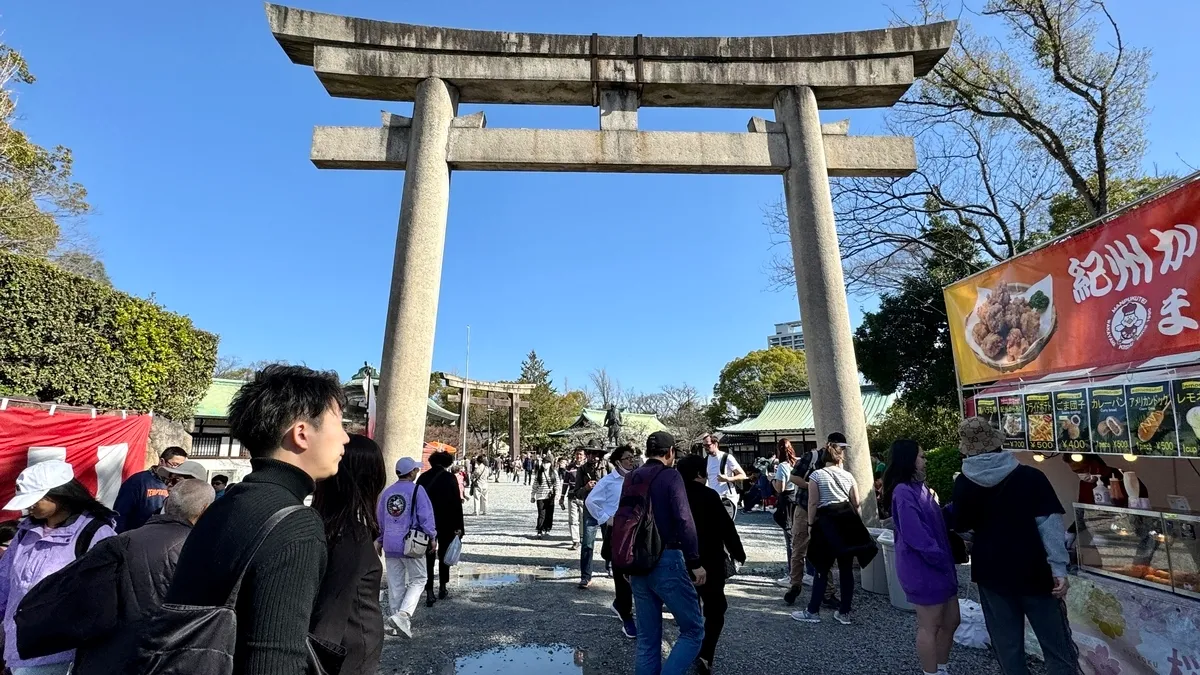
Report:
1109,477,1127,507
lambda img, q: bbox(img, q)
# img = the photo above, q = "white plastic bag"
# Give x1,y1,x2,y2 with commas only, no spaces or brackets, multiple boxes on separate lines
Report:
443,535,462,566
954,599,990,649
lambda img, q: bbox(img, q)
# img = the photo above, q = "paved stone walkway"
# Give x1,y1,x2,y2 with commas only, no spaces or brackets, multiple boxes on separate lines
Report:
377,478,1045,675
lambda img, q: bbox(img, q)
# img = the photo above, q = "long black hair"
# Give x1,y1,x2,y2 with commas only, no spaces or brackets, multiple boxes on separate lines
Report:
43,479,117,524
312,434,386,542
881,439,921,513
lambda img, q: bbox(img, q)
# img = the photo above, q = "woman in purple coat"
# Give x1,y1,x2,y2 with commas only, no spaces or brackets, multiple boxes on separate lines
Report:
883,440,960,675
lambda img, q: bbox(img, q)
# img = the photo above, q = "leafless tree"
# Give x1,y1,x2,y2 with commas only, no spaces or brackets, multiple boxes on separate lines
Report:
767,0,1152,293
587,368,624,409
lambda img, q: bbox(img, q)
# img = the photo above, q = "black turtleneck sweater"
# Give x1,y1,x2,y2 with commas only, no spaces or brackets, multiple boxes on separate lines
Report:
164,458,326,675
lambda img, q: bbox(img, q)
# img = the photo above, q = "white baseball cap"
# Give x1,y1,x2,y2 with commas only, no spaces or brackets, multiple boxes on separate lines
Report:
4,460,75,511
395,457,421,475
164,460,207,481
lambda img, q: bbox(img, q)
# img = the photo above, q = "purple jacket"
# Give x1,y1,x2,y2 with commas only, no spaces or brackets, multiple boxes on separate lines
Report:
377,480,436,558
891,482,958,606
0,515,116,669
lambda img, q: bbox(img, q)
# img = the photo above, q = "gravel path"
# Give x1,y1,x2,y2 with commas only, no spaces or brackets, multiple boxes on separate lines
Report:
377,479,1045,675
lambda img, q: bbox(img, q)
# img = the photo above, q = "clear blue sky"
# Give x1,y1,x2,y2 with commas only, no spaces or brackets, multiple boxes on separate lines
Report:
4,1,1197,397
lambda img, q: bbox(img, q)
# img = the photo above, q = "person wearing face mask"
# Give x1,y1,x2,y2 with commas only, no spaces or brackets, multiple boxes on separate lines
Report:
531,453,560,538
883,440,960,675
585,444,639,640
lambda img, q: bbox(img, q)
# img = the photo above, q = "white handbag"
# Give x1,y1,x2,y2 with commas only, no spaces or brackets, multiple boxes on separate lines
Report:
402,485,431,558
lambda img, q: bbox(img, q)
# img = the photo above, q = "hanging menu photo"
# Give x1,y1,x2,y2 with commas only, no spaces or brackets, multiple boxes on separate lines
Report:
1126,382,1178,456
1052,389,1091,454
1024,393,1055,452
1175,378,1200,458
1089,387,1131,455
975,397,1000,430
998,394,1027,450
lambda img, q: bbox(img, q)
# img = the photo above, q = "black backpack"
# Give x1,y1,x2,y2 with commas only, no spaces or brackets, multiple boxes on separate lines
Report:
128,505,345,675
610,465,665,576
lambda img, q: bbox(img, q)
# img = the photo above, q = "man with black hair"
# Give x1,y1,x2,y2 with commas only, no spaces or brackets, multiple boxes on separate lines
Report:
159,364,349,675
211,474,229,498
623,431,706,675
112,446,188,533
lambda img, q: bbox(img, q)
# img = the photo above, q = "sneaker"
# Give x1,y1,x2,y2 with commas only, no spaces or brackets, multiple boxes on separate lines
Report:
774,576,792,588
388,613,413,638
621,618,638,639
569,542,579,551
438,586,448,600
834,611,852,625
609,601,624,621
791,610,821,623
783,585,802,605
425,594,436,608
577,580,590,590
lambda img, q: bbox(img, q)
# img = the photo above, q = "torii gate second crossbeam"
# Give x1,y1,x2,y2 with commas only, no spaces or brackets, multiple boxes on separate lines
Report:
442,375,533,460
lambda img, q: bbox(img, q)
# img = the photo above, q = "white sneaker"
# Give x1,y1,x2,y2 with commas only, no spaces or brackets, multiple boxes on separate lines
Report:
803,574,814,586
833,611,852,625
388,613,413,638
774,576,792,588
791,610,821,623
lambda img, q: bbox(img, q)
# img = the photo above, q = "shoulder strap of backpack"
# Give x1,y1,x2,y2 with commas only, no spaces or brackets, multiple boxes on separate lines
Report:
74,517,108,559
225,504,306,607
720,452,728,475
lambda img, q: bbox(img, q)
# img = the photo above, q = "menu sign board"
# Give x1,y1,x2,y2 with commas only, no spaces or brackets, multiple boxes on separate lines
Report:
1172,378,1200,457
1024,393,1055,452
1125,382,1178,456
944,178,1200,385
975,397,1000,430
999,395,1028,450
1052,389,1091,453
1089,387,1132,454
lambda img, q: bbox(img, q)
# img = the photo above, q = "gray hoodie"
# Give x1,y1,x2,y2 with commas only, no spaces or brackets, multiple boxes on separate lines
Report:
961,451,1069,578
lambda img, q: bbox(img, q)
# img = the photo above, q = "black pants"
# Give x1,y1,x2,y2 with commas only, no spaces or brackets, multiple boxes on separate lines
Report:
697,574,727,664
536,498,556,532
425,535,453,594
524,470,532,485
613,569,634,621
808,554,854,614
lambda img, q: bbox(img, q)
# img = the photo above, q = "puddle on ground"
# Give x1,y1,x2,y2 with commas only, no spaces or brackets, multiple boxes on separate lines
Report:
444,645,583,674
455,572,539,587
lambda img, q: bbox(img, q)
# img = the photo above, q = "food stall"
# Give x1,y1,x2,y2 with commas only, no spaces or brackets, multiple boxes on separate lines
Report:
943,172,1200,674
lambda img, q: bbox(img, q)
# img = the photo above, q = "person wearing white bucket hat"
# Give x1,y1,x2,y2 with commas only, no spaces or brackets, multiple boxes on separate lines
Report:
0,459,117,675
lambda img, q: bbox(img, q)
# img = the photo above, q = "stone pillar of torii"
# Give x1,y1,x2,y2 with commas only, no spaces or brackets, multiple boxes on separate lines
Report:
265,5,956,521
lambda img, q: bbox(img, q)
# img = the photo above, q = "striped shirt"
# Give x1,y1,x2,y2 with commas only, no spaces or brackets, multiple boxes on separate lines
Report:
810,466,856,508
531,464,560,501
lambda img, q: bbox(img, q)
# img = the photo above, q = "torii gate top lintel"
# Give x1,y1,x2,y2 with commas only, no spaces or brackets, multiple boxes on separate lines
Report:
441,375,535,396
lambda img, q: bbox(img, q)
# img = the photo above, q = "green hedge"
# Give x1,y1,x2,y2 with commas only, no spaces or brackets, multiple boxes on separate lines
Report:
924,446,963,502
0,252,217,420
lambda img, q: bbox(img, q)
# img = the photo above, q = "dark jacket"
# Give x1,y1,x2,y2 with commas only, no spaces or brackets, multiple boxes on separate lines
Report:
74,515,192,674
682,480,745,580
417,466,465,546
808,501,878,572
572,460,606,501
112,470,170,533
14,514,192,675
626,461,700,568
164,458,327,675
310,524,383,675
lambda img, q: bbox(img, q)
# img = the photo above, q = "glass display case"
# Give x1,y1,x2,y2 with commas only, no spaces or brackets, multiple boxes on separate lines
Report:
1074,503,1174,592
1164,512,1200,599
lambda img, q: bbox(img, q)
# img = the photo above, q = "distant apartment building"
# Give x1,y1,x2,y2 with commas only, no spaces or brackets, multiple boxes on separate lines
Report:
768,320,805,350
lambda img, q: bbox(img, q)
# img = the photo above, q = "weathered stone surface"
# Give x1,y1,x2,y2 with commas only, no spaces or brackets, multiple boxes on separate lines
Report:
774,86,876,523
450,111,487,128
381,111,411,126
312,46,915,108
599,89,638,131
821,119,850,135
148,417,193,470
374,77,458,467
310,126,916,177
266,4,954,76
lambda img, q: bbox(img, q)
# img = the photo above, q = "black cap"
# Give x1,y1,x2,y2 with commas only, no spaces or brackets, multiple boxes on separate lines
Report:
827,432,847,444
646,431,676,454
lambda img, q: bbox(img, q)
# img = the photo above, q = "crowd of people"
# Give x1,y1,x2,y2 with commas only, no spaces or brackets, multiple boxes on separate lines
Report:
0,362,1081,675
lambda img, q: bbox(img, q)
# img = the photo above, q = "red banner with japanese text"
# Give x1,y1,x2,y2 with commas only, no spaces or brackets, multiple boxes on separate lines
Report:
0,406,150,518
945,177,1200,385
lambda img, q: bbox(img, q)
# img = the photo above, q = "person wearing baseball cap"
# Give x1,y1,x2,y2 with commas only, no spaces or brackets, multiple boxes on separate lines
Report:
376,455,436,638
950,416,1076,674
619,430,706,675
162,460,208,486
0,460,117,673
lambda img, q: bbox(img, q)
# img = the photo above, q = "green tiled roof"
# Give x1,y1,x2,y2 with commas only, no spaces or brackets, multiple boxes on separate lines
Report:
193,379,247,418
718,386,897,434
551,408,668,436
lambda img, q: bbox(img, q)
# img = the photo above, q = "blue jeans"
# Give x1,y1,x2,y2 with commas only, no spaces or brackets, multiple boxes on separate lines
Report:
630,549,705,675
580,512,600,583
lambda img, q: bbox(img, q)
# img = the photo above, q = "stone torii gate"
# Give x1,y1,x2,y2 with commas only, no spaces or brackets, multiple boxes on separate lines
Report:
442,375,532,460
265,5,954,519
